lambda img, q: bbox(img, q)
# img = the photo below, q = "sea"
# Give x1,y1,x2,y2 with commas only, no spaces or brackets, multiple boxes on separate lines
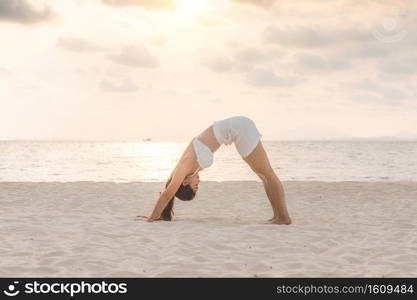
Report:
0,140,416,182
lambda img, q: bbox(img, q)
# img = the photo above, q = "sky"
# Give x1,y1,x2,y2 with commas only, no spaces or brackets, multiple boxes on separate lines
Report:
1,0,417,141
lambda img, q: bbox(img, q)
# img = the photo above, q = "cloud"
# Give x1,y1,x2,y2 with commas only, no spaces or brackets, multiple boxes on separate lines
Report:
199,53,235,73
230,0,277,9
282,126,352,140
197,15,229,27
99,78,138,93
0,0,55,24
211,98,223,104
349,93,405,106
101,0,277,10
225,41,244,49
234,47,282,64
100,0,176,10
338,41,389,59
108,45,159,68
262,25,334,48
148,35,167,48
349,79,383,92
294,53,351,72
348,78,411,105
262,25,369,48
379,54,417,77
0,67,12,76
196,88,211,95
197,47,299,88
198,45,283,74
56,36,106,52
245,68,302,87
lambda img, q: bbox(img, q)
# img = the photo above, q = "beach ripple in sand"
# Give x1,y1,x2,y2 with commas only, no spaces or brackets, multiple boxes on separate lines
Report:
0,181,416,277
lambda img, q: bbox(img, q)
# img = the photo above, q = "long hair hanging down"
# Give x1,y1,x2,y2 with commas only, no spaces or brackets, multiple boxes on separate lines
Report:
160,175,196,221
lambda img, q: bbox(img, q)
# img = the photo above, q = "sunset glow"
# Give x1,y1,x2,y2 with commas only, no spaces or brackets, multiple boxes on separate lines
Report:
1,0,416,141
177,0,210,17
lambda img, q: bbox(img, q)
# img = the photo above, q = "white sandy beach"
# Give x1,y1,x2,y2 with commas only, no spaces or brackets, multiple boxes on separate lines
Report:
1,181,416,277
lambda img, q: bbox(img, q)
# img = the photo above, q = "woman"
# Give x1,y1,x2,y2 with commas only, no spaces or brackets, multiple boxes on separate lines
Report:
136,116,291,225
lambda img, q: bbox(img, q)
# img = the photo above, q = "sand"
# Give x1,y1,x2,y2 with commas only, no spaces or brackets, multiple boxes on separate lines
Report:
0,181,416,277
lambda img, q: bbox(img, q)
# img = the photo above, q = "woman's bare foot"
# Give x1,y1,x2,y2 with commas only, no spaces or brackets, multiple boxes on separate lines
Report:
267,216,292,225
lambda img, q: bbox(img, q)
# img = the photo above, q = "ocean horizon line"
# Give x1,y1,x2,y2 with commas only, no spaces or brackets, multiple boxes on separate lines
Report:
1,137,417,142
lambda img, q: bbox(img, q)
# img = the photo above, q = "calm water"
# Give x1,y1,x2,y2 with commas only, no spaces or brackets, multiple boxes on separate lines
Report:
0,141,416,182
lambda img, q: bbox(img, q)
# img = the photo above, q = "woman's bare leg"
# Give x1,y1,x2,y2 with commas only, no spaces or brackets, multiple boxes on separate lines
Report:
263,171,291,224
243,141,291,224
257,172,278,219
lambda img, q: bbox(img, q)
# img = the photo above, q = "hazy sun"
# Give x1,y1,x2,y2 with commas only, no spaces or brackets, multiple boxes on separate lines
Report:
177,0,209,17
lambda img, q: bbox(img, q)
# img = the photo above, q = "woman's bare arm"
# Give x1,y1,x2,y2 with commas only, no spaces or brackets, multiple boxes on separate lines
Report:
147,168,187,221
148,192,170,221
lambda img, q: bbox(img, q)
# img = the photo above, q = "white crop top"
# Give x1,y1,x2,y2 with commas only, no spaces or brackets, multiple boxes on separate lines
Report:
192,137,214,169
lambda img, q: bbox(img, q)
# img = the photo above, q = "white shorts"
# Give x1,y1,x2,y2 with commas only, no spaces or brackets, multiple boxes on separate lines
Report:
212,116,262,158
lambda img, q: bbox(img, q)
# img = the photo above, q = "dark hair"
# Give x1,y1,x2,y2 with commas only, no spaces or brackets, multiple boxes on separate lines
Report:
160,175,196,221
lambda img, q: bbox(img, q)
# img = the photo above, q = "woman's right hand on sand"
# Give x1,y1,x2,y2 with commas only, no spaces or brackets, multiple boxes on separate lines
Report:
135,215,163,222
135,215,155,222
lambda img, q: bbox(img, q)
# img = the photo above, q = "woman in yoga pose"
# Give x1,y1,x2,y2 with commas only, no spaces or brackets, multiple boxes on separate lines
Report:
136,116,291,225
